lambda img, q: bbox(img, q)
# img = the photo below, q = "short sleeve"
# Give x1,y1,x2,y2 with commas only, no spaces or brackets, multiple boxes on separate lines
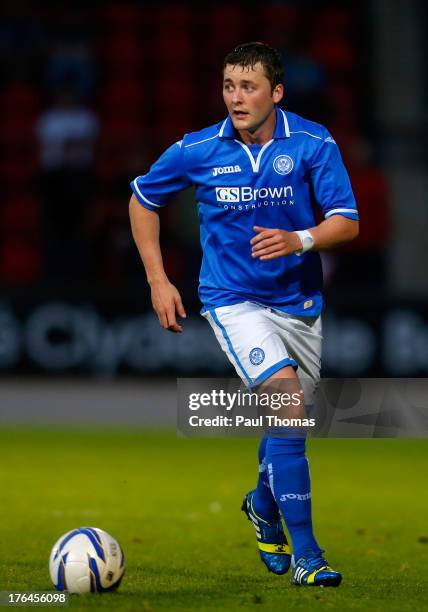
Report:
130,140,192,212
310,134,359,221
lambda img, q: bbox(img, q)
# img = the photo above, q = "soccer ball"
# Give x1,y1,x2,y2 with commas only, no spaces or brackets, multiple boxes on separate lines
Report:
49,527,125,594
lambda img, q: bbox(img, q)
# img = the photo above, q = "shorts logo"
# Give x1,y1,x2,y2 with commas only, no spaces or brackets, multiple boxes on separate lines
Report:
249,347,265,366
273,155,294,175
215,187,239,202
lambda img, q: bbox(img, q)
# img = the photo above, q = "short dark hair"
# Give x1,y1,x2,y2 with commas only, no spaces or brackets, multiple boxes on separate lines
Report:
223,42,284,92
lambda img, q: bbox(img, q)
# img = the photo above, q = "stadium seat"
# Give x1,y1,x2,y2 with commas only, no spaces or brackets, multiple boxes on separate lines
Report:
0,158,38,185
101,36,143,65
0,197,41,233
0,82,40,112
0,236,41,284
156,79,192,109
101,80,144,108
102,4,146,30
155,5,193,28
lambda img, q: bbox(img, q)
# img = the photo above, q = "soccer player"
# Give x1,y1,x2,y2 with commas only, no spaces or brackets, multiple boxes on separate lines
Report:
129,42,359,587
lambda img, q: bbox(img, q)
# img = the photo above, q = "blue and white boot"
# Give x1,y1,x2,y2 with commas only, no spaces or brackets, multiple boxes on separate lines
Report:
291,552,342,587
241,490,291,575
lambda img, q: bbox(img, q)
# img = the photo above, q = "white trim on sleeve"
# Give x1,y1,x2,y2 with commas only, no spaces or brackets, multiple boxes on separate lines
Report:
133,179,164,208
325,208,358,218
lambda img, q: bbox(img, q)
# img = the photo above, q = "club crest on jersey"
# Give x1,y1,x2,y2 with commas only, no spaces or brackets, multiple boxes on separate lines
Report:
249,347,265,366
212,165,242,176
273,155,294,175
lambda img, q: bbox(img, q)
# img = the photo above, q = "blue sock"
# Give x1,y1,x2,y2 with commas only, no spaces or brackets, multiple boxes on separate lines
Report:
251,436,279,523
265,437,322,561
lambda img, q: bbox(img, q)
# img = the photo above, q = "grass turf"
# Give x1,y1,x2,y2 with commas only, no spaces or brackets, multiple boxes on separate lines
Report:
0,429,427,611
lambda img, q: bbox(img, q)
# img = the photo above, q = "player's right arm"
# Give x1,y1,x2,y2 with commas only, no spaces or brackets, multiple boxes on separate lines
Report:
129,140,191,333
129,195,186,333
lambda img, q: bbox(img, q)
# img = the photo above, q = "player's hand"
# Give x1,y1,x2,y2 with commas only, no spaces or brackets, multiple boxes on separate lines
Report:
250,226,302,260
150,279,187,333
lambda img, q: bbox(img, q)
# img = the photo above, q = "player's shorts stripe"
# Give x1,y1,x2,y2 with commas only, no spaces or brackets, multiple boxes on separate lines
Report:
252,358,298,388
209,309,252,388
324,207,358,218
133,180,163,208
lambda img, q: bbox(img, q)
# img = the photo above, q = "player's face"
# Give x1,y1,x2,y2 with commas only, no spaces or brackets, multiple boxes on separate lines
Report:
223,63,283,136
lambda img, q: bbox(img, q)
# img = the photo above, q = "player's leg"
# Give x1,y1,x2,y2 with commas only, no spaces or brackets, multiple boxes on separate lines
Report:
251,435,278,522
203,302,293,574
203,301,295,518
251,363,299,521
260,313,342,586
260,365,322,563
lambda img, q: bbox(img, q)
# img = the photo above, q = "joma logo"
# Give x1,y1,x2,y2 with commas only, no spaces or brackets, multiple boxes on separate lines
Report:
213,165,241,176
279,492,311,501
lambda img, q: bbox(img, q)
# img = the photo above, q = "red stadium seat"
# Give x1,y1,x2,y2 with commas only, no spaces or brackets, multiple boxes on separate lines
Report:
156,35,192,67
310,39,355,72
260,5,301,44
155,5,193,28
0,197,41,233
0,157,38,184
0,83,40,112
0,236,41,284
156,78,192,109
208,5,244,28
102,115,143,141
101,36,143,65
102,4,146,30
101,80,145,109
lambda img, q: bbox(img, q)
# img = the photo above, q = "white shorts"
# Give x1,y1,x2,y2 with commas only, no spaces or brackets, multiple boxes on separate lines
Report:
203,301,322,400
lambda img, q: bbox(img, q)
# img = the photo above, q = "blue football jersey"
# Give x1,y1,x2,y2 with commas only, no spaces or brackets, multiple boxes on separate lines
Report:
130,107,358,316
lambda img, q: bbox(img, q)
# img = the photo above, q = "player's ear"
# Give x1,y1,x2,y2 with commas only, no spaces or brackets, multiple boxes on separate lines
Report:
272,84,284,104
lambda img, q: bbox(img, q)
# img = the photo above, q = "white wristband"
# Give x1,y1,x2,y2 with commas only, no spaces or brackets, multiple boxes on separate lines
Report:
295,229,314,255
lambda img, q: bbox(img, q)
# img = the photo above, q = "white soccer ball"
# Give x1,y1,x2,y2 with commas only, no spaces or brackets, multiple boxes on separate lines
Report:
49,527,125,594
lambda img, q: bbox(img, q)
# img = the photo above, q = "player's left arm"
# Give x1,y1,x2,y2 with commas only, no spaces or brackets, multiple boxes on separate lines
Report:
252,131,359,260
305,215,359,249
251,216,358,260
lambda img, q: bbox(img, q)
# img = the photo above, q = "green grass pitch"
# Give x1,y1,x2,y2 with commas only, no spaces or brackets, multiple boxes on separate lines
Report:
0,429,427,611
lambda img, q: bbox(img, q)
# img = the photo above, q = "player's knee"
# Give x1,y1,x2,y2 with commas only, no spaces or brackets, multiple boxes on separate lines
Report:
266,365,297,382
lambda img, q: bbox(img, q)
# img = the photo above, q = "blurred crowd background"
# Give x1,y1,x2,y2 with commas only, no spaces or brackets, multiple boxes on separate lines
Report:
0,0,427,379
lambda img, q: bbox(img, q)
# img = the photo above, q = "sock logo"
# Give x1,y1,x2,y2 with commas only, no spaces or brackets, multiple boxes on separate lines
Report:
279,492,311,501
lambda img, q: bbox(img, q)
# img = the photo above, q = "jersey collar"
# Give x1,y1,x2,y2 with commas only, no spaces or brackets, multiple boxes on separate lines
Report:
218,106,290,140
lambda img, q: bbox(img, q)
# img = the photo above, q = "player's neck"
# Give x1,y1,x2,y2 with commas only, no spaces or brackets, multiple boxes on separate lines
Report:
236,108,276,145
